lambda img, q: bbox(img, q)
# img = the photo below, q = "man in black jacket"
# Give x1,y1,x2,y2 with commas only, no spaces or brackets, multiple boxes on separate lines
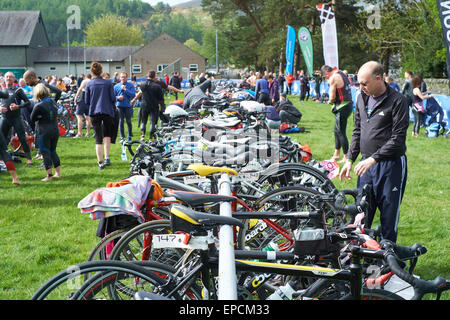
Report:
339,61,409,243
133,71,163,140
169,72,182,100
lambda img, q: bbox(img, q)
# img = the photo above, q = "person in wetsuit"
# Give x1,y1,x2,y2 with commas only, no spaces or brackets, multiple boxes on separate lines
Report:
0,89,20,185
30,84,61,181
135,71,164,140
23,69,62,160
321,65,354,163
0,72,33,166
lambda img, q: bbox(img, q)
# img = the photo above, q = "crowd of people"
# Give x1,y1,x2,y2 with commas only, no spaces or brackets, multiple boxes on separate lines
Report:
0,59,439,244
0,64,193,184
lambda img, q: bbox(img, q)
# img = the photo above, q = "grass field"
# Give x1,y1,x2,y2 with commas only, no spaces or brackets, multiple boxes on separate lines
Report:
0,93,448,300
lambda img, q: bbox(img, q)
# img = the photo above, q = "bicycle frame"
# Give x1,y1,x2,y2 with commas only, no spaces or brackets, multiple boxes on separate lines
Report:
162,246,367,300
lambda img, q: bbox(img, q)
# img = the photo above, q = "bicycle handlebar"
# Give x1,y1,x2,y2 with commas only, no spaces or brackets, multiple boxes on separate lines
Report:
333,184,371,215
375,240,448,300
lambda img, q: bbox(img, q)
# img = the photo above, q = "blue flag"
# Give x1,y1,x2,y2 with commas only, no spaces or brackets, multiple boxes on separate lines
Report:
285,25,296,76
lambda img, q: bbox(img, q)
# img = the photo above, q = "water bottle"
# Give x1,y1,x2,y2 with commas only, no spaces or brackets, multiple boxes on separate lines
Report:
262,241,278,252
261,241,278,262
266,281,296,300
121,145,127,161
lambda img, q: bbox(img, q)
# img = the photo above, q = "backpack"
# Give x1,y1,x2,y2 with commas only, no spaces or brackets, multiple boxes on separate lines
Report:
426,122,441,138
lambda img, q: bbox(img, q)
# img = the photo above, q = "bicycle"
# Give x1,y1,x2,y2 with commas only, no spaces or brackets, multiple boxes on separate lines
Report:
44,202,449,300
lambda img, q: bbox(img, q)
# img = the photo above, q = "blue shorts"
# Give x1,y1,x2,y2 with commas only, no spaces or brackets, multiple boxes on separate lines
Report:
76,102,89,116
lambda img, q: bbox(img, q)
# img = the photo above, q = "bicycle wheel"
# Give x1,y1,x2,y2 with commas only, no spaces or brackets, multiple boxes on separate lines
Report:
108,220,185,268
87,229,129,262
360,288,405,300
298,278,405,300
71,260,202,300
237,185,339,251
30,260,172,300
236,163,337,200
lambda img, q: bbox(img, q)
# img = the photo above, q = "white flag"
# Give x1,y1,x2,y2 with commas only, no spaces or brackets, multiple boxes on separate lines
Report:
316,3,339,69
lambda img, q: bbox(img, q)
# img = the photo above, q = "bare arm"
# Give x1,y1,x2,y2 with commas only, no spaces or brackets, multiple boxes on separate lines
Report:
413,87,432,100
328,76,337,103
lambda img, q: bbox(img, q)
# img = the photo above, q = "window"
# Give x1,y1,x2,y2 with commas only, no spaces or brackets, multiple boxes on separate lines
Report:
115,66,122,70
132,64,142,73
49,67,56,71
189,64,198,73
157,64,168,72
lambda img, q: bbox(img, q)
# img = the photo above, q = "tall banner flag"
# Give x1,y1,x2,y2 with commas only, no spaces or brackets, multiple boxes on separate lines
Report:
298,27,314,78
316,3,339,69
437,0,450,81
285,25,296,76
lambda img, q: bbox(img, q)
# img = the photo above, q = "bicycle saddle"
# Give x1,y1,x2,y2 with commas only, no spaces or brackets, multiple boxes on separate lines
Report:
202,118,241,129
167,190,237,207
212,151,251,168
187,163,238,177
170,204,244,228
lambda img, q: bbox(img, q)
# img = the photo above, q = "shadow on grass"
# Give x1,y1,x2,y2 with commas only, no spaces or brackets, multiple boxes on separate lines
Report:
0,197,81,207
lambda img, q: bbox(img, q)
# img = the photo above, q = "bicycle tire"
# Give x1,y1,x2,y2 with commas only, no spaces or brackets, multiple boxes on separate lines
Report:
30,260,171,300
87,229,129,262
296,278,406,300
108,220,186,268
78,260,202,300
236,163,336,199
360,288,406,300
237,185,339,251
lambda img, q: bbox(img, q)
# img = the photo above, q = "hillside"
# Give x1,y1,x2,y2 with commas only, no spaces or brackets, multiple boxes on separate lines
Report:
174,0,202,8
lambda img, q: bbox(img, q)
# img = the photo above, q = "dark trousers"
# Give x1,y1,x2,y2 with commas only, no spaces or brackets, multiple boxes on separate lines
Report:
140,107,159,138
411,108,425,134
333,102,353,155
357,155,407,243
118,107,133,140
0,116,31,160
300,85,310,101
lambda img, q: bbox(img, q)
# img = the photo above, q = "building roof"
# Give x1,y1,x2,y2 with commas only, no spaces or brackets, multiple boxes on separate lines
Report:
139,32,206,60
34,46,143,63
0,11,45,46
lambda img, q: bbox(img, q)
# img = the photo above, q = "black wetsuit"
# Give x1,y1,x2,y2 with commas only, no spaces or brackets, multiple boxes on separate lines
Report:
332,71,353,155
0,86,32,160
30,98,60,170
0,91,15,169
139,79,163,137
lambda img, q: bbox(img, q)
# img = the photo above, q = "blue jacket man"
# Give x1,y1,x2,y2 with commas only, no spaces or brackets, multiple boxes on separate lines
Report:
114,72,136,141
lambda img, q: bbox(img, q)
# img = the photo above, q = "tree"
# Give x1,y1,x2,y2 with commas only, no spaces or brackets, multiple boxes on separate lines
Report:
201,0,365,73
84,14,144,46
184,38,202,55
351,0,445,77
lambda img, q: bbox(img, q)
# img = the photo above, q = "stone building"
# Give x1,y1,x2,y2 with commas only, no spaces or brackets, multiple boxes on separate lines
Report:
0,11,206,80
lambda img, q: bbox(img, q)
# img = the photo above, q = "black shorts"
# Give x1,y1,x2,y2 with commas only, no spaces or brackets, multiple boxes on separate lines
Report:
91,114,114,144
76,101,89,116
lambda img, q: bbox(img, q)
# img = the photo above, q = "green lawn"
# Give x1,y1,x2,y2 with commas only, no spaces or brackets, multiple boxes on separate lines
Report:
0,93,448,300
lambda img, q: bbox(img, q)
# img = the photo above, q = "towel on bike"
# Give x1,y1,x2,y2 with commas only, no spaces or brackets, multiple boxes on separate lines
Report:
78,175,153,223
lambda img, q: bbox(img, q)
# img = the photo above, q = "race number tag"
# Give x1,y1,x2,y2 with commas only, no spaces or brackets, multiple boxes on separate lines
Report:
183,175,208,184
152,233,211,250
240,172,260,181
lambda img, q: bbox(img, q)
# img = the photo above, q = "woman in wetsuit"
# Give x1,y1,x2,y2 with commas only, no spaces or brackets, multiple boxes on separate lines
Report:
0,72,32,166
30,84,61,181
0,90,20,185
